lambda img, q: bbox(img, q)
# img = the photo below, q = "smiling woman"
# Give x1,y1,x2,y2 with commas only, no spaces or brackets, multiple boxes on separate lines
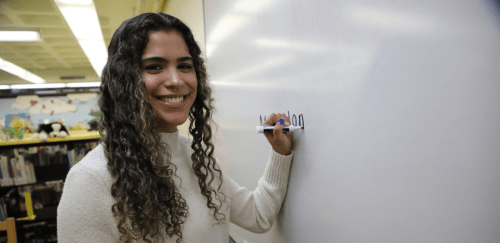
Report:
141,30,198,133
56,12,293,243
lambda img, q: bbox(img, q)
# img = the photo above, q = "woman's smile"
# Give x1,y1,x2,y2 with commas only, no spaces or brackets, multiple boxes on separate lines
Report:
154,92,192,107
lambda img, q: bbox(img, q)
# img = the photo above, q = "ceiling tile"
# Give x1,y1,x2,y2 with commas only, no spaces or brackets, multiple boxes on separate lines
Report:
13,45,45,52
42,27,72,37
0,53,17,59
3,0,55,12
36,57,58,62
45,37,77,45
40,64,61,69
50,45,80,52
58,52,83,57
65,57,88,63
101,28,112,36
18,14,63,25
69,63,92,68
99,16,110,26
23,52,50,58
0,14,14,25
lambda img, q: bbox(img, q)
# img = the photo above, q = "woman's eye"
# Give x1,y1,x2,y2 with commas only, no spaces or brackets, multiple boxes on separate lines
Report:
145,65,162,70
178,64,193,70
144,64,163,74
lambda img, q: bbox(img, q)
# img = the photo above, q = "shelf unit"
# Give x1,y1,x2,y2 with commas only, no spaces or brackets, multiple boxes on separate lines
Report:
0,130,100,148
0,130,100,242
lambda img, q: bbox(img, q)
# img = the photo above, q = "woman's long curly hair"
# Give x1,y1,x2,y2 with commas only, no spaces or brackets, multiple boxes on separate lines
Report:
98,13,226,243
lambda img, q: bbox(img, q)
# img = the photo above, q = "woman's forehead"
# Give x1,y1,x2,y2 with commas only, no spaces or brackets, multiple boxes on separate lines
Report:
147,29,183,42
143,30,190,58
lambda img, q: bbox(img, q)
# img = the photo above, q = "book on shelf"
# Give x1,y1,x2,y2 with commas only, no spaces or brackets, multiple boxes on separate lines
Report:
23,159,36,184
67,151,73,168
68,150,77,168
0,154,37,187
14,155,29,185
0,155,14,187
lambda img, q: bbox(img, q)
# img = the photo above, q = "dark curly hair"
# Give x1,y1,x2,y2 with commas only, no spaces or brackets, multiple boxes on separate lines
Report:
98,13,226,243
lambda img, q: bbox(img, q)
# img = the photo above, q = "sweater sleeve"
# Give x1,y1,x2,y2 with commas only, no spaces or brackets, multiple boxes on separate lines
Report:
227,149,293,233
57,163,117,243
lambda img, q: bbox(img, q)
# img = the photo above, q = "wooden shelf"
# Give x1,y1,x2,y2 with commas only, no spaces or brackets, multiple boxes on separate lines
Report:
0,130,100,148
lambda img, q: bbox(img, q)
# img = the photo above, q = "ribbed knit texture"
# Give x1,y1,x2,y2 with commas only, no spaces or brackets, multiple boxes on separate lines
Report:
264,149,293,188
57,130,293,242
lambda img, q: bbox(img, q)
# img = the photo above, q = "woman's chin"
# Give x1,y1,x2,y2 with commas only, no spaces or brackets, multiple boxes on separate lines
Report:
156,118,188,132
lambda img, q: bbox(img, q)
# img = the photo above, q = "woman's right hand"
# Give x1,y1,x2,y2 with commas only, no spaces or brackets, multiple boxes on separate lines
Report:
262,113,293,155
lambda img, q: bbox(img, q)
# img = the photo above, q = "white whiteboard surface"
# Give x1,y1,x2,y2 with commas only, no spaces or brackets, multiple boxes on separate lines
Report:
204,0,500,242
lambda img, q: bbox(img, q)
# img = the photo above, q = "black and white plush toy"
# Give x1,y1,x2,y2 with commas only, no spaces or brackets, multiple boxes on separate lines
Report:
31,122,69,141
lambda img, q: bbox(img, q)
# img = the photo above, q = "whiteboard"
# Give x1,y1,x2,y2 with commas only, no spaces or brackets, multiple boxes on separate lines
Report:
203,0,500,242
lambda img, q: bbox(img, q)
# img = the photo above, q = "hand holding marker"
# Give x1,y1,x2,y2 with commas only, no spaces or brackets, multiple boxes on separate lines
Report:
257,113,304,134
260,113,295,156
256,123,303,133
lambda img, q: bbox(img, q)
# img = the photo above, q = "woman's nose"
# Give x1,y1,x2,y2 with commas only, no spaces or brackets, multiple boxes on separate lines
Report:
163,66,182,86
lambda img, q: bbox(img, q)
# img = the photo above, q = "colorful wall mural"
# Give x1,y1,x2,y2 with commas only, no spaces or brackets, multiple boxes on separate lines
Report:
1,93,100,130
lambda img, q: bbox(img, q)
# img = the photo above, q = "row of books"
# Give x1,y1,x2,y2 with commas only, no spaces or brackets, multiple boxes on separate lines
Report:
27,145,70,167
0,141,99,187
68,147,87,168
68,141,98,168
0,154,37,187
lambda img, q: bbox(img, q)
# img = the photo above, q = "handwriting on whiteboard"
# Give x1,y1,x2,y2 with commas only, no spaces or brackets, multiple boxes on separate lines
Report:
260,111,304,129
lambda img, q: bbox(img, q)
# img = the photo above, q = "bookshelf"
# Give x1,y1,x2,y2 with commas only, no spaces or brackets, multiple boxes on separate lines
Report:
0,130,100,148
0,130,100,242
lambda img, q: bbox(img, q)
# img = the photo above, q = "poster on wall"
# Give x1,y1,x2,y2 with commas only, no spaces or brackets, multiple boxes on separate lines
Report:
0,93,100,131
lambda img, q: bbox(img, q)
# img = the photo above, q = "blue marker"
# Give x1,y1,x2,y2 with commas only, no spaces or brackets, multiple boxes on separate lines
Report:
256,125,303,133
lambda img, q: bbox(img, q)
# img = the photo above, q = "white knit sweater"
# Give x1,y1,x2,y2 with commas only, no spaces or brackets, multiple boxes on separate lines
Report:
57,130,293,242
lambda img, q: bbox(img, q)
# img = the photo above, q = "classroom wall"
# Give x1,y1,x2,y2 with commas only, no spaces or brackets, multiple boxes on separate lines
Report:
203,0,500,242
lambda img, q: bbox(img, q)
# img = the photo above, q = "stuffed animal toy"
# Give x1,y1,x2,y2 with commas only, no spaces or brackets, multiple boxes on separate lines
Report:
31,122,70,141
88,119,99,131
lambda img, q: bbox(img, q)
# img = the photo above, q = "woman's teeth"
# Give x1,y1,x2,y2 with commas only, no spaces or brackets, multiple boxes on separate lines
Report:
161,96,184,103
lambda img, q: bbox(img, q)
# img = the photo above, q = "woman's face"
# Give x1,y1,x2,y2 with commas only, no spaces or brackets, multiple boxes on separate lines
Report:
141,30,198,133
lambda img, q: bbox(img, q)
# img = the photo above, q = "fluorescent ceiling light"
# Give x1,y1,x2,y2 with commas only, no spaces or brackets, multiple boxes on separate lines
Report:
54,0,107,77
35,90,58,95
0,57,46,84
59,7,102,40
1,82,102,90
66,82,101,87
0,29,42,42
11,83,66,89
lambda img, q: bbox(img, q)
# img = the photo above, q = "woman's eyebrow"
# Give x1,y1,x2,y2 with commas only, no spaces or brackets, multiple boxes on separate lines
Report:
177,56,193,62
141,56,193,63
141,56,166,63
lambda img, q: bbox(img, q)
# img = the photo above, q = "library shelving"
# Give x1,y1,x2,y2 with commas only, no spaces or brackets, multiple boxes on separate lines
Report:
0,130,100,243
